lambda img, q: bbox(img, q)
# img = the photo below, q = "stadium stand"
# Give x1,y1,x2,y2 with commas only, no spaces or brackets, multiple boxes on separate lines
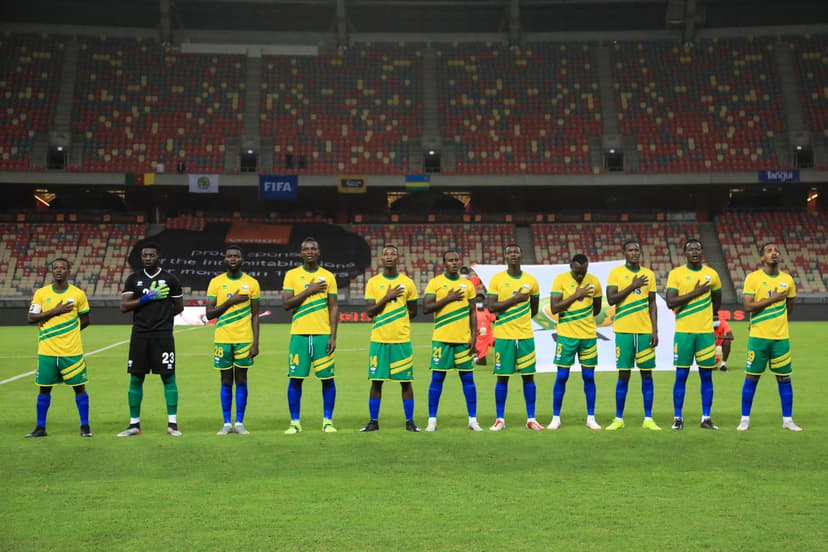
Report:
0,223,146,297
716,211,828,296
0,33,64,171
531,222,702,290
436,42,600,174
612,37,786,172
72,36,244,173
786,33,828,170
348,223,515,296
261,43,421,174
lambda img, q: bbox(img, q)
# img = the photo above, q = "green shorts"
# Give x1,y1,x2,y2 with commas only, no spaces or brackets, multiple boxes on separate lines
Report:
430,341,474,371
493,338,536,375
745,337,792,375
615,333,655,370
554,336,597,368
368,341,413,381
36,354,88,386
673,332,717,369
289,334,335,379
214,342,255,370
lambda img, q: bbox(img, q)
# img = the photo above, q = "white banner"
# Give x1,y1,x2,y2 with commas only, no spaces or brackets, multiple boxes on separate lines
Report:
188,174,220,194
472,261,675,372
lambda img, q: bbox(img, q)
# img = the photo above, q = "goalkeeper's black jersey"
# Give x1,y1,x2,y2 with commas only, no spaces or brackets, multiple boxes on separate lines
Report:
123,268,183,334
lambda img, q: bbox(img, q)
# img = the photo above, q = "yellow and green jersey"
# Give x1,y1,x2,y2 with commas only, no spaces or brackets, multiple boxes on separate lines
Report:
365,272,418,343
606,264,657,334
743,269,796,339
207,272,261,343
666,264,721,333
30,284,90,356
488,270,540,340
424,273,475,343
551,271,603,339
282,265,338,335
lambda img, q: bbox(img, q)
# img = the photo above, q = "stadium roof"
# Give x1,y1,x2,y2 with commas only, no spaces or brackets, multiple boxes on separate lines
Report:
2,0,827,33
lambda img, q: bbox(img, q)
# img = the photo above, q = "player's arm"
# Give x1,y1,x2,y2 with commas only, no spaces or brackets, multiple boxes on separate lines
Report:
743,289,789,314
549,288,589,314
79,312,90,330
206,291,248,320
468,298,478,352
365,285,403,318
665,280,711,309
27,299,73,324
648,291,659,347
282,279,327,310
488,291,529,314
422,289,465,314
327,293,339,355
406,299,418,320
120,280,172,313
606,274,649,306
249,298,260,358
591,296,602,317
530,294,539,318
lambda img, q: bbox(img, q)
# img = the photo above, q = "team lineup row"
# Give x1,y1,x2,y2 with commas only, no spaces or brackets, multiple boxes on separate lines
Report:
24,237,802,438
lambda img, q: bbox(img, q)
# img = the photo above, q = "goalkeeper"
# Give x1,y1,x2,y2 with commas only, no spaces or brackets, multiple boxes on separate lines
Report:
117,242,185,437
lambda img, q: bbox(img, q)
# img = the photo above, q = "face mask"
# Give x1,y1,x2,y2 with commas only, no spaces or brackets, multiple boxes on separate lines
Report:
476,302,484,309
713,320,720,329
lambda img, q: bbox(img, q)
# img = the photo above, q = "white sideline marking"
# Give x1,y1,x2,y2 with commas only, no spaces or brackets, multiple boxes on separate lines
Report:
0,326,206,386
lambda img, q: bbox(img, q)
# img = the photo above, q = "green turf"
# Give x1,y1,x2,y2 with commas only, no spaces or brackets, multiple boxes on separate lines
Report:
1,322,827,551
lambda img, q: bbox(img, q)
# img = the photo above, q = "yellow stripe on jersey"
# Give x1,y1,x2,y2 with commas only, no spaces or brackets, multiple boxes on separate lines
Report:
31,284,90,357
552,271,602,339
666,264,721,334
488,270,540,340
425,273,475,343
282,266,338,335
365,273,419,343
606,264,657,334
743,269,796,340
207,272,262,343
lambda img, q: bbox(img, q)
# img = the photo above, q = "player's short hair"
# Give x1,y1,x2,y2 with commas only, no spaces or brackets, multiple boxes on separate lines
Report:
142,241,161,254
225,244,244,256
460,265,470,274
504,243,521,254
301,236,319,248
382,244,399,254
683,238,702,251
51,257,71,270
572,253,589,265
623,240,640,250
443,249,461,263
758,242,778,254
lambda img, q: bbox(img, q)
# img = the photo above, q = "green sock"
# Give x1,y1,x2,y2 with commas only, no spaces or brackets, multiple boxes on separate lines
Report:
128,374,144,419
162,374,178,416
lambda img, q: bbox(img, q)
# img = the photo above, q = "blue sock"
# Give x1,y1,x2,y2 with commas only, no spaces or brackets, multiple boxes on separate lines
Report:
553,368,570,416
428,371,446,418
778,379,793,418
36,394,51,428
220,384,232,424
741,377,759,416
235,384,248,423
75,392,90,426
459,370,477,417
615,377,629,418
700,369,714,417
673,368,690,417
523,379,537,419
582,369,596,416
641,377,654,418
403,398,414,421
369,397,381,420
494,380,508,419
287,379,302,422
322,379,336,420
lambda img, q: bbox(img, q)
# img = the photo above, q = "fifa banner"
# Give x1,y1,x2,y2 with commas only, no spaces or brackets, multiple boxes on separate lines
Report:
473,261,676,372
259,174,298,200
188,174,220,194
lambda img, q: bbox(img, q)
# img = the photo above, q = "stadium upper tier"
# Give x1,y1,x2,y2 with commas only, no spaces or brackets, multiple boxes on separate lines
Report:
2,217,825,300
1,33,825,174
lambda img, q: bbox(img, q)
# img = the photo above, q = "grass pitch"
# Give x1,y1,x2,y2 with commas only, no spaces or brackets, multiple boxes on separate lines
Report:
1,322,827,551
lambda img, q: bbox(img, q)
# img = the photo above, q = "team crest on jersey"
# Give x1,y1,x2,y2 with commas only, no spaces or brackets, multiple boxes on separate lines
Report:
779,282,787,288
